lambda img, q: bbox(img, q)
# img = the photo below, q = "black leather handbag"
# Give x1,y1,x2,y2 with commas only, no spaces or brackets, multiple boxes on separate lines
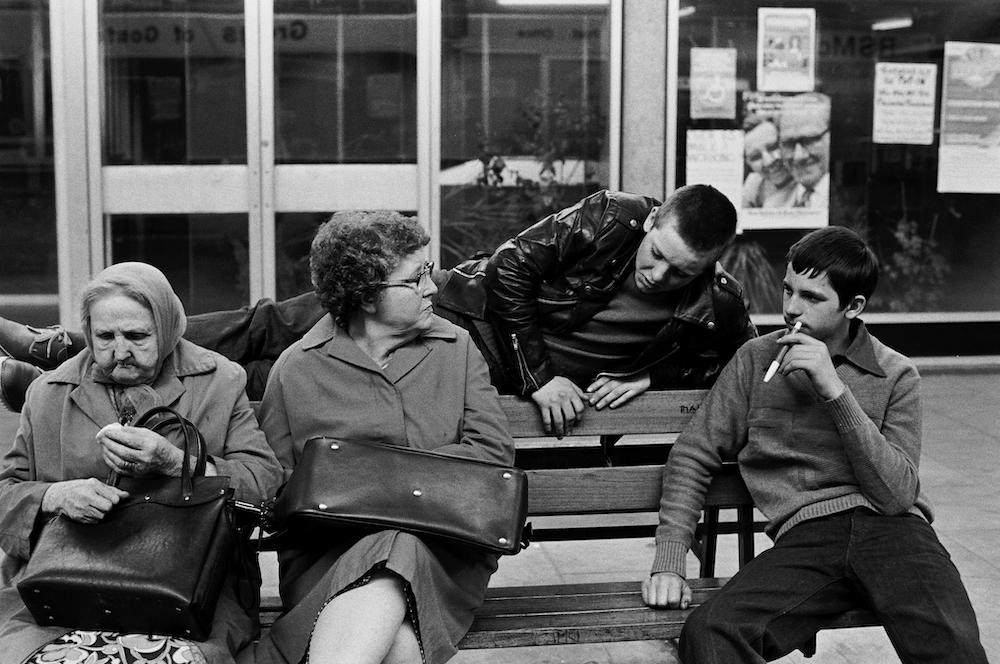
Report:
18,406,236,641
266,437,529,555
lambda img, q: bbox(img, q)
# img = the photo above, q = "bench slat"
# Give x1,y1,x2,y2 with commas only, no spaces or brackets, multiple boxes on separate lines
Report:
499,391,707,438
526,466,753,515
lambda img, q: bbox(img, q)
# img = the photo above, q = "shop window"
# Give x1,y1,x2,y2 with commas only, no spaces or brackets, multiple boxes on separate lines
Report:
110,214,248,313
678,0,1000,316
0,0,57,325
274,1,417,164
439,0,610,268
102,0,247,165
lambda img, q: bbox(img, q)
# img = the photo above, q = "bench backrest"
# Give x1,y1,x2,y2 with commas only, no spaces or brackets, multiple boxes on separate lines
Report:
250,390,752,541
497,390,752,545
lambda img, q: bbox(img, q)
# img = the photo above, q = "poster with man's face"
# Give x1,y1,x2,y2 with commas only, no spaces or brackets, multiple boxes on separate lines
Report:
739,91,830,231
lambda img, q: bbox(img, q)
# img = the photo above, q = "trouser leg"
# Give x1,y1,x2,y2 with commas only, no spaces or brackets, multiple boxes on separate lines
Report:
184,291,324,365
680,512,863,663
848,510,988,664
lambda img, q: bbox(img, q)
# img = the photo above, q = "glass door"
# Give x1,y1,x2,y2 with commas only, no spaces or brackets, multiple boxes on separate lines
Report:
81,0,421,314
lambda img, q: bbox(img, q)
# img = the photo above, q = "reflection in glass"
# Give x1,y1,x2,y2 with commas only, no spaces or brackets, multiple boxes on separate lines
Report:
684,0,1000,315
440,1,610,268
110,213,248,313
101,0,246,165
274,1,417,164
0,0,57,324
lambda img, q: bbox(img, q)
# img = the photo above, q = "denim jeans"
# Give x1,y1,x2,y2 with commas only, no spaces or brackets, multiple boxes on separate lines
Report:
680,507,987,664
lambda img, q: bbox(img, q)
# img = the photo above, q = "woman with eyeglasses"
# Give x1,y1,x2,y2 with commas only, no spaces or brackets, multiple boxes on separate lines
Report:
246,211,514,664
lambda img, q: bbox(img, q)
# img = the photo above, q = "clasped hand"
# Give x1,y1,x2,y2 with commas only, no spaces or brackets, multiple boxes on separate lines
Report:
97,422,184,478
773,331,846,401
40,424,184,524
641,572,692,610
531,371,651,438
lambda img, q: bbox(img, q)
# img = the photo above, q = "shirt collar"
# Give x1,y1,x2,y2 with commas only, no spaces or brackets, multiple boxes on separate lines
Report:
300,313,458,352
833,319,885,377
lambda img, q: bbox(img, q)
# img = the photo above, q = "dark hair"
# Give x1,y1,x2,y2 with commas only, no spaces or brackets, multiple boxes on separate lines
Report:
786,226,879,306
310,210,430,325
652,184,737,253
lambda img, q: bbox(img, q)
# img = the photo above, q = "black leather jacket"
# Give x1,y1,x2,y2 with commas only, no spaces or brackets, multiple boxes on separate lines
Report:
435,190,757,395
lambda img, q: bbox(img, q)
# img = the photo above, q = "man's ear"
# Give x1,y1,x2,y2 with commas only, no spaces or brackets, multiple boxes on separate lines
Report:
844,294,866,320
642,206,660,234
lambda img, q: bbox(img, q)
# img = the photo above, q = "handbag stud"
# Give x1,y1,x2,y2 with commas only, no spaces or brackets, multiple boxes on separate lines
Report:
498,537,509,545
331,443,340,450
319,503,328,510
412,490,423,497
502,472,512,479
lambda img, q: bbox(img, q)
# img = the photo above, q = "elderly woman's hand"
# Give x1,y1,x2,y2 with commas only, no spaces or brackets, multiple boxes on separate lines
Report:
40,478,129,524
97,422,187,478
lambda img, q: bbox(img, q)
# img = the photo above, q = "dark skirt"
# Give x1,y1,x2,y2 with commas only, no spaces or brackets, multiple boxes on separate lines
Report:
248,530,497,664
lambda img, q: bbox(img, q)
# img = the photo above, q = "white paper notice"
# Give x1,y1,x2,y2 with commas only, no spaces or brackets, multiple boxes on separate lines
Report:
757,8,816,92
685,130,744,217
938,42,1000,193
873,63,938,145
690,48,738,120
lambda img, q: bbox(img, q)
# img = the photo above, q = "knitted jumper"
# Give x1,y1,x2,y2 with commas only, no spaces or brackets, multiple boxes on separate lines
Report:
652,320,933,578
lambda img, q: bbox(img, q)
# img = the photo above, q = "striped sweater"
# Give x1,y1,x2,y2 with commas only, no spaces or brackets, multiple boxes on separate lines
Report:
652,320,933,578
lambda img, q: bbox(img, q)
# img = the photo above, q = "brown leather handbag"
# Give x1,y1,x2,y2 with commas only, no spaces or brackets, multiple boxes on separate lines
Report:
266,437,529,555
17,406,236,641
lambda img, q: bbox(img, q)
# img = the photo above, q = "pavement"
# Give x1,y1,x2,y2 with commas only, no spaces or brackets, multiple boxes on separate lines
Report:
2,366,998,663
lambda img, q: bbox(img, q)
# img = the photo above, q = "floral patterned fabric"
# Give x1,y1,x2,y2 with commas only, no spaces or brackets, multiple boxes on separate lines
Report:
24,631,206,664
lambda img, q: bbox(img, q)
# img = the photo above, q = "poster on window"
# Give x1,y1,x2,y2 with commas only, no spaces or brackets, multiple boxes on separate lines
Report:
685,130,744,217
690,48,737,120
738,91,829,231
757,8,816,92
873,63,938,145
938,42,1000,194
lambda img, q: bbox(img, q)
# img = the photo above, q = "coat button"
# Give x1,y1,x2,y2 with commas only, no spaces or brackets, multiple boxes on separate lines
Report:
707,321,716,330
629,219,637,228
720,277,728,285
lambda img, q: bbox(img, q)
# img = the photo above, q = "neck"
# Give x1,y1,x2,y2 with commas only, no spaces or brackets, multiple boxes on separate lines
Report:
825,320,855,358
346,316,420,367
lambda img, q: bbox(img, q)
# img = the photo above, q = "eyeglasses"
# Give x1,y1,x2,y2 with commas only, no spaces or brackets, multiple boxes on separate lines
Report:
377,261,434,290
779,129,829,156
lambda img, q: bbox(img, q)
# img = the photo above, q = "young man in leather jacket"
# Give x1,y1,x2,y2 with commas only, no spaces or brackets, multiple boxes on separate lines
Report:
433,184,756,436
1,186,755,434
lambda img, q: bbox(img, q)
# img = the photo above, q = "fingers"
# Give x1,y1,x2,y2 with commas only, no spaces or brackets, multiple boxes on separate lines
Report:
642,573,691,609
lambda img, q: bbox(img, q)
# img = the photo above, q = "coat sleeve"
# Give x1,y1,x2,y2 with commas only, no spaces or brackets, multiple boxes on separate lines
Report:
207,364,284,503
483,191,614,393
258,351,297,485
428,337,515,466
826,362,922,516
0,399,52,560
650,350,750,577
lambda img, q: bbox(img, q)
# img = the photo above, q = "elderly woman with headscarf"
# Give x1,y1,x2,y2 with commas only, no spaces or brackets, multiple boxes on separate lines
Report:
0,262,283,664
248,211,515,664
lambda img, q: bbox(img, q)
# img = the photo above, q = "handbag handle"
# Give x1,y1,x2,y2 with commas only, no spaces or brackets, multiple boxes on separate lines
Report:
109,405,207,498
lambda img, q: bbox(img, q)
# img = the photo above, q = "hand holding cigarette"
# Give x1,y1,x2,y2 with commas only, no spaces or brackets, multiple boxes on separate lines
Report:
763,322,802,383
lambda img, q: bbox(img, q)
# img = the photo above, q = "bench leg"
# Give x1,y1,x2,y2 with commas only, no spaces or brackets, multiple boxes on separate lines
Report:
737,504,755,568
800,636,818,657
699,507,720,577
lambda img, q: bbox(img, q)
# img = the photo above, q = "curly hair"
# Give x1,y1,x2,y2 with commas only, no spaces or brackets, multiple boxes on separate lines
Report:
310,211,430,325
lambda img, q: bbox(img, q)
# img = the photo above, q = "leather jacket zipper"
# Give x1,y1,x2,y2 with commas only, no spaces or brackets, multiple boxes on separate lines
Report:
510,334,540,393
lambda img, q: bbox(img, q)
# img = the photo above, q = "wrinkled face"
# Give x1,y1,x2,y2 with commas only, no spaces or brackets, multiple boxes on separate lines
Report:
633,213,717,295
371,251,438,334
745,121,792,187
90,294,159,385
779,108,830,188
781,264,853,349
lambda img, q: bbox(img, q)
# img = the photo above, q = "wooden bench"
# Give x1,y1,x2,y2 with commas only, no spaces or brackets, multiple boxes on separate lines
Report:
255,389,880,654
